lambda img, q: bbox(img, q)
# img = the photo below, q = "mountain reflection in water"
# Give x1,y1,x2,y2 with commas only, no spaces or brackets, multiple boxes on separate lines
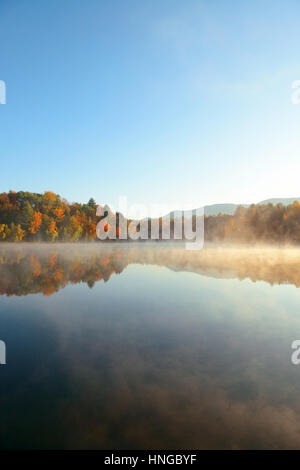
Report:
1,244,300,449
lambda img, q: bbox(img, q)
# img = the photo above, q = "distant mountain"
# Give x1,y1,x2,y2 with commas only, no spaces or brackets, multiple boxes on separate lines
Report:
258,197,300,205
163,198,300,218
203,198,300,216
204,203,246,216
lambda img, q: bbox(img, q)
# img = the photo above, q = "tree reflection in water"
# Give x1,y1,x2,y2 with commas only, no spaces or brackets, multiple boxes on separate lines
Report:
1,243,300,296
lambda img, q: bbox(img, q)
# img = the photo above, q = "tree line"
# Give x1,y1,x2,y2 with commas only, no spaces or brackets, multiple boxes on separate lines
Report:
205,201,300,244
0,191,98,241
1,190,300,243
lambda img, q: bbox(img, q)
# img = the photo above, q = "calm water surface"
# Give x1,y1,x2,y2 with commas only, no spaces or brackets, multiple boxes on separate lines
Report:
1,243,300,449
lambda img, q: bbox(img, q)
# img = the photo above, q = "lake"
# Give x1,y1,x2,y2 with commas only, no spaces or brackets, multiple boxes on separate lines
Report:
1,243,300,449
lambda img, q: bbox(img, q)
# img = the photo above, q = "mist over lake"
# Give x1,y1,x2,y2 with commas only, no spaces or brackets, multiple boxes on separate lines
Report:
0,244,300,449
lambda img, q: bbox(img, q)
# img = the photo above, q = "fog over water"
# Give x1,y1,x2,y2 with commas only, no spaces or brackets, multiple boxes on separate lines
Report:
2,243,300,293
1,244,300,449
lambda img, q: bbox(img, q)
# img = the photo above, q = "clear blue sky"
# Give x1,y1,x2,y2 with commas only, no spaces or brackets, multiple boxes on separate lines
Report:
1,0,300,214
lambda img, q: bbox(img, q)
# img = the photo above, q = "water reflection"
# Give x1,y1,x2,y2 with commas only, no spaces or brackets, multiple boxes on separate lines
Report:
1,243,300,296
1,244,300,449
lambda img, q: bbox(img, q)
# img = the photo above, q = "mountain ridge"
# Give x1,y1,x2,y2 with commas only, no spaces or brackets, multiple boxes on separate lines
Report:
203,198,300,216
